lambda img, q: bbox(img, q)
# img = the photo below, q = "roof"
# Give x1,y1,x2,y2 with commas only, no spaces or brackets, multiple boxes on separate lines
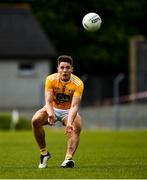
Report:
0,4,57,59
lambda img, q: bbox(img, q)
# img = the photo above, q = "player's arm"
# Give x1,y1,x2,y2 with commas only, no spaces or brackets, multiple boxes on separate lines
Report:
45,89,56,125
67,80,84,127
45,89,54,116
66,80,84,134
45,76,56,125
66,96,81,134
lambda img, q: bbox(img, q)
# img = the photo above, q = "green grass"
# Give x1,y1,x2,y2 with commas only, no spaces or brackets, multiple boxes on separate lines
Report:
0,129,147,179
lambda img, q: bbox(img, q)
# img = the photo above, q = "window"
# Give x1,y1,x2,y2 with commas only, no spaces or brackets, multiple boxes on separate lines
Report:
18,62,36,76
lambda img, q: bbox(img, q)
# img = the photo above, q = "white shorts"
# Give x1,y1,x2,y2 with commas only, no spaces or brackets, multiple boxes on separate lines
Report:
54,108,69,122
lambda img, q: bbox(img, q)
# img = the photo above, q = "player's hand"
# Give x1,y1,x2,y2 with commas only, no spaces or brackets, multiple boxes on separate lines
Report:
48,115,56,126
65,125,74,137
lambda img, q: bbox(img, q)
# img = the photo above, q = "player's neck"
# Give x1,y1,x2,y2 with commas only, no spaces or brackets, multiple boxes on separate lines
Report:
60,77,71,83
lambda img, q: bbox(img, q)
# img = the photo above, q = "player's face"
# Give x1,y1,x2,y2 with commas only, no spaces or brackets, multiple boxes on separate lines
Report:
57,62,73,82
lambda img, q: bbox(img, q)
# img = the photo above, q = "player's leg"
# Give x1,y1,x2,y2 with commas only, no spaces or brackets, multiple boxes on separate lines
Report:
65,114,82,157
32,107,48,149
61,113,82,168
32,107,51,168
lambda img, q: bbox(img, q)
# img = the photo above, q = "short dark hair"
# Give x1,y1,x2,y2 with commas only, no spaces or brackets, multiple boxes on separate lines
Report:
57,55,73,66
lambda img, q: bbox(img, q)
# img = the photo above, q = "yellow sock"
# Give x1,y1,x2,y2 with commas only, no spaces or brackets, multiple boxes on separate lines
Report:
65,154,72,160
40,147,48,155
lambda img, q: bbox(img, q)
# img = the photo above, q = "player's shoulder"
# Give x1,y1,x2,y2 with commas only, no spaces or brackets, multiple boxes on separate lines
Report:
46,73,59,81
71,74,84,86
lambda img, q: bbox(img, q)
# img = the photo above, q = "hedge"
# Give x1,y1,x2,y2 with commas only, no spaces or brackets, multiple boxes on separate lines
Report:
0,113,31,130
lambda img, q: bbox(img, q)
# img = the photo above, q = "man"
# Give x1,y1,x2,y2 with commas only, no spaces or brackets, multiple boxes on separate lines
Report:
32,55,84,168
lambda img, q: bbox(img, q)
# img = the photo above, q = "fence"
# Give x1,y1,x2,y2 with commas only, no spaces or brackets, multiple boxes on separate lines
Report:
81,103,147,129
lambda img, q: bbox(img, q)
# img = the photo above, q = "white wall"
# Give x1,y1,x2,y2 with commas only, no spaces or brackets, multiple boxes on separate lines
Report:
0,60,51,108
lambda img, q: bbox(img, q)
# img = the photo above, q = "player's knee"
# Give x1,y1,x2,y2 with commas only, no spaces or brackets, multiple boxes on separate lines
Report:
32,115,40,128
75,126,82,136
74,118,82,134
77,122,82,134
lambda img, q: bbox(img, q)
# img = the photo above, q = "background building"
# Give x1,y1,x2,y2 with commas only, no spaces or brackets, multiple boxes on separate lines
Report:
0,4,57,109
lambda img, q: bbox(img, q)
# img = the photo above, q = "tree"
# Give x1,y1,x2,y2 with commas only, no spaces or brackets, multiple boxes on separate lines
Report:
30,0,147,75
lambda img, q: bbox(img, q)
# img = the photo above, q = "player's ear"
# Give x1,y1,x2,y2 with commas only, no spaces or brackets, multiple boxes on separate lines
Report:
71,66,73,72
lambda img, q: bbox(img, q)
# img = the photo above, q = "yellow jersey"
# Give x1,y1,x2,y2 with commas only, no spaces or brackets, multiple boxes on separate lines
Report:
45,73,84,109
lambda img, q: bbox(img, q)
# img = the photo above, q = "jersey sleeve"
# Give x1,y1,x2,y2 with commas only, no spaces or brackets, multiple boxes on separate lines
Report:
73,81,84,98
45,76,53,91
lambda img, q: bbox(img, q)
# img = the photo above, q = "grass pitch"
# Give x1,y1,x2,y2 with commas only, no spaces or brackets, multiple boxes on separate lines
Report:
0,129,147,179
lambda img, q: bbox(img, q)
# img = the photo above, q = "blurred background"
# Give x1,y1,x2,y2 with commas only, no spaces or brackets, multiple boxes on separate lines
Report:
0,0,147,130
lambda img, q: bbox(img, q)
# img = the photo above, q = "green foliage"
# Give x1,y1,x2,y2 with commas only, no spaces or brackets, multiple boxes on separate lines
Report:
0,114,11,130
30,0,147,74
15,117,31,130
0,113,31,130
